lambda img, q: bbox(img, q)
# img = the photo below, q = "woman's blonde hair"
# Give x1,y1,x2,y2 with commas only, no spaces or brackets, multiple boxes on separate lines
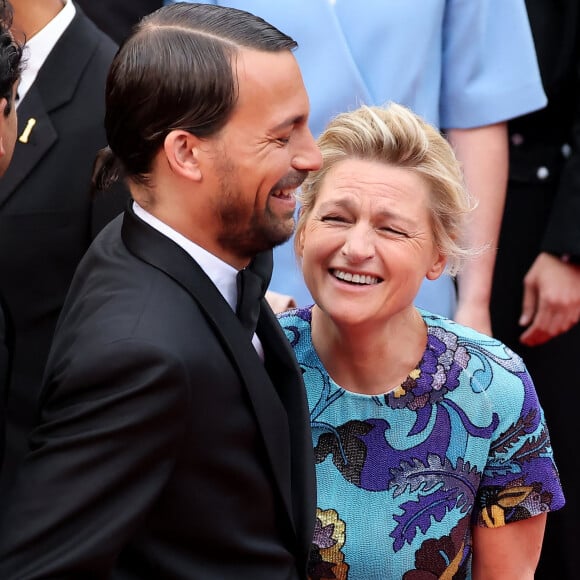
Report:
296,102,478,275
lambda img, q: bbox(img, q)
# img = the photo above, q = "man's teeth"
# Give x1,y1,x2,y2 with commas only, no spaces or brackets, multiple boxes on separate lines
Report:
333,269,379,285
275,189,294,199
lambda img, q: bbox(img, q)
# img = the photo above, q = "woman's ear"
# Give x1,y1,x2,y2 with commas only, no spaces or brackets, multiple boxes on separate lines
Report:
425,251,447,281
163,130,202,181
296,228,305,259
295,208,307,259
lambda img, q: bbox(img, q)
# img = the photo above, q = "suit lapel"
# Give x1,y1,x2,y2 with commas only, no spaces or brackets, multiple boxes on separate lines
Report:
259,307,317,565
120,205,297,530
0,88,57,205
33,8,104,111
0,10,105,205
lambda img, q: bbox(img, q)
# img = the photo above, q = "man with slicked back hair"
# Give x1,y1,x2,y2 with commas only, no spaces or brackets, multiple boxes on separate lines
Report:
0,4,321,578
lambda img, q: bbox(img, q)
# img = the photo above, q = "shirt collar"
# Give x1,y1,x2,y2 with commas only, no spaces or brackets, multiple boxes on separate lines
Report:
17,0,76,107
132,201,239,310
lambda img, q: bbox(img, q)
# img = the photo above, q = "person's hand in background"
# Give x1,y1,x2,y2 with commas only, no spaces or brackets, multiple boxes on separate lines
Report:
266,290,297,313
518,252,580,346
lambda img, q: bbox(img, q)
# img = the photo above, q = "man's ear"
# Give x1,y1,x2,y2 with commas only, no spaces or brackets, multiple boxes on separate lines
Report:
163,129,202,181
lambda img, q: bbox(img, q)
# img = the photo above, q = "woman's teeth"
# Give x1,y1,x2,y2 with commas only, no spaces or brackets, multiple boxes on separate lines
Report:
332,269,380,285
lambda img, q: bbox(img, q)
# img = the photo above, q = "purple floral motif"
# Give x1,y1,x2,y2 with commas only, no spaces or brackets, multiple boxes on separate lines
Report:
313,517,337,549
386,326,470,412
389,455,481,551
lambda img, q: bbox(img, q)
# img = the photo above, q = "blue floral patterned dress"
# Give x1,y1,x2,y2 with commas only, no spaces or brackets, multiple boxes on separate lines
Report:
277,306,565,580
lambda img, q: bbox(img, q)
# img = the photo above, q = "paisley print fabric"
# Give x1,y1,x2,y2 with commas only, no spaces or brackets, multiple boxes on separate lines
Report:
278,307,565,579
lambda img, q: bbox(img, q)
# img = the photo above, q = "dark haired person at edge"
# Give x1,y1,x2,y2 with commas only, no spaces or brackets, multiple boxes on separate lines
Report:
278,103,565,579
0,3,321,579
491,1,580,577
0,0,23,469
0,0,127,492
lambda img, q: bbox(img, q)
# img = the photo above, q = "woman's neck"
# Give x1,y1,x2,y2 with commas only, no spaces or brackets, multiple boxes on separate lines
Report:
310,305,427,395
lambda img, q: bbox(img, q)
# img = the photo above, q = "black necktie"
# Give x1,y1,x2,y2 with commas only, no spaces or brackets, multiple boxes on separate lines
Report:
235,251,273,340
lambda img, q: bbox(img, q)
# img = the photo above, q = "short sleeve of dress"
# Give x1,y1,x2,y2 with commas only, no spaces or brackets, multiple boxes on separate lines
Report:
474,352,565,528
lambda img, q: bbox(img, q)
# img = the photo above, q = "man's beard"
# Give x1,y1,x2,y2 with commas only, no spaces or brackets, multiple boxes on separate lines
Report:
215,161,307,259
218,202,295,258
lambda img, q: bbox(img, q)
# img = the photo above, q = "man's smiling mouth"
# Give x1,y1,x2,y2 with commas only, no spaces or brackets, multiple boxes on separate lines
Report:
271,188,295,199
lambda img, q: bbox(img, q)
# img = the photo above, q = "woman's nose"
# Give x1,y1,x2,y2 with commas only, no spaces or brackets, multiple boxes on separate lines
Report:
340,225,375,262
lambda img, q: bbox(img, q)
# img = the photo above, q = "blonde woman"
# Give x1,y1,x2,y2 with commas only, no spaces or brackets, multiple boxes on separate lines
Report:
278,103,565,579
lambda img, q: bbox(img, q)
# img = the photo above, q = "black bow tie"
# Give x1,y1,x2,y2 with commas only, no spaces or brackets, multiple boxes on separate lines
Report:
235,250,273,340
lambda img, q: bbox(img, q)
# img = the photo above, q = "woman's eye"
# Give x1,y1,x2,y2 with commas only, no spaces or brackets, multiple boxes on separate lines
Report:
276,137,290,145
380,226,407,237
322,214,348,223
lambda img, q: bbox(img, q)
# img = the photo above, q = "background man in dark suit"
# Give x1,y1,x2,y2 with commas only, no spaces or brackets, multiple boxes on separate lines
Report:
0,0,127,488
0,0,23,469
0,3,321,578
490,1,580,577
76,0,163,44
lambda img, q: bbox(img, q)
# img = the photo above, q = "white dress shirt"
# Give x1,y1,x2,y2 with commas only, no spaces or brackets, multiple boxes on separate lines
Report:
133,202,264,359
17,0,76,107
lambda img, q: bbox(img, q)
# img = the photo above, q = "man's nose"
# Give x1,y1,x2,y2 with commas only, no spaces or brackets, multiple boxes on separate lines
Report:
292,127,322,172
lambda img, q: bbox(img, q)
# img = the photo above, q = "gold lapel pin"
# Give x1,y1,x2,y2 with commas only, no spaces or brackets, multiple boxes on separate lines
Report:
18,117,37,144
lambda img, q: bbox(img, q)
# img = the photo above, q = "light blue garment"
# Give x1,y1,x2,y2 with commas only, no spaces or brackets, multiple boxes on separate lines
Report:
278,306,565,579
163,0,547,315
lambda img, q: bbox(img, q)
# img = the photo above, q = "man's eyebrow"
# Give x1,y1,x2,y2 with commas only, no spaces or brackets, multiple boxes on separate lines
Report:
271,114,308,132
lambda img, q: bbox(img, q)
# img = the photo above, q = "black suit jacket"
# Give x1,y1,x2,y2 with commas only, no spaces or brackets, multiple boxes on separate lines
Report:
0,205,316,579
75,0,163,44
0,295,12,470
0,5,128,484
507,0,580,258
